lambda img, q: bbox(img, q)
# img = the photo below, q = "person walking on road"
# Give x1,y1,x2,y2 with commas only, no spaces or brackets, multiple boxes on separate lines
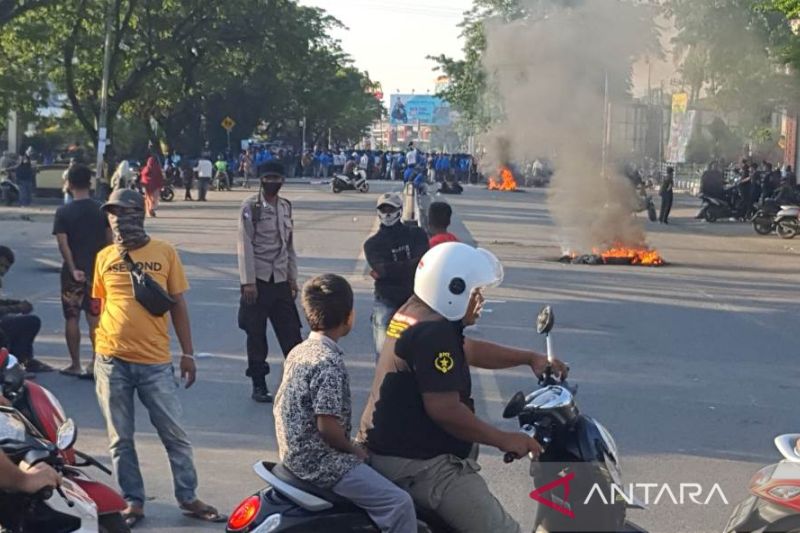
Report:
194,156,213,202
14,154,36,207
659,166,674,224
180,159,194,201
140,156,163,217
53,163,112,378
363,193,429,355
237,161,303,403
93,189,225,528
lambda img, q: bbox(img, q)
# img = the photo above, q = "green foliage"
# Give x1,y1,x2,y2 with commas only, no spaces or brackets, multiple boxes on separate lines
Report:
665,0,800,134
0,0,381,157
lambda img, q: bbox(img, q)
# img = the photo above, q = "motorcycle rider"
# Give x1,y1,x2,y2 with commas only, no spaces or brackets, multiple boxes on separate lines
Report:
358,242,569,533
0,451,60,494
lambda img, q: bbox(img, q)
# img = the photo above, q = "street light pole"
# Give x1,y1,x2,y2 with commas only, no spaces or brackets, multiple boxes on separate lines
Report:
302,115,307,153
95,0,113,197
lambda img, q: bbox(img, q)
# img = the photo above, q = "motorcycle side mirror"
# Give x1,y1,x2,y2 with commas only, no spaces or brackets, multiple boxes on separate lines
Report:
537,306,554,335
502,391,526,419
56,419,77,452
775,434,800,463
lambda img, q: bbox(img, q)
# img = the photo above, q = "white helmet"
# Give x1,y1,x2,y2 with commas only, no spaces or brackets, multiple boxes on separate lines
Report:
414,242,504,321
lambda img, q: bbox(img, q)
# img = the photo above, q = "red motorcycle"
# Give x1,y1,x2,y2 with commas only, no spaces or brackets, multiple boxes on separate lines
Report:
0,348,129,531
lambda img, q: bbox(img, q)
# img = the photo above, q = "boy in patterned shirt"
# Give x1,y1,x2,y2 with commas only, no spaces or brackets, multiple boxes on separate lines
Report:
274,274,416,533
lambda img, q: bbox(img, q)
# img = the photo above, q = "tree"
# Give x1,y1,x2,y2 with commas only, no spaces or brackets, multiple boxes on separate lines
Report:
0,0,55,27
664,0,800,134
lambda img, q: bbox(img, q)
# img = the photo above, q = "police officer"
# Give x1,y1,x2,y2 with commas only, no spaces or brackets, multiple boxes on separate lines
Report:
237,161,303,403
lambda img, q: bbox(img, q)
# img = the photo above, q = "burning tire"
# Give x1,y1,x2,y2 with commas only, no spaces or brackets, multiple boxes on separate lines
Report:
776,217,799,239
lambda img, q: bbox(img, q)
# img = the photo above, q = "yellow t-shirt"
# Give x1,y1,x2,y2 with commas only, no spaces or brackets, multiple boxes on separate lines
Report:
92,239,189,364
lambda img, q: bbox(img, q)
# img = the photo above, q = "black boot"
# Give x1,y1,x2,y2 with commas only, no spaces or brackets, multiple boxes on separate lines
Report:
251,379,273,403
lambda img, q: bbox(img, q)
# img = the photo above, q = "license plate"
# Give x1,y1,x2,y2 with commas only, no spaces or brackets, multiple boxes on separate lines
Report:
724,495,758,533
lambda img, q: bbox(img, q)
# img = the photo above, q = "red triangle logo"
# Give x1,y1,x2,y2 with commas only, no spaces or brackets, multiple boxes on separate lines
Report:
529,471,575,518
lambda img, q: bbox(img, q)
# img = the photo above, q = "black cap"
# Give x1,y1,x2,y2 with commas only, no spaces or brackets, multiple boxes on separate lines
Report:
102,189,145,211
258,161,285,178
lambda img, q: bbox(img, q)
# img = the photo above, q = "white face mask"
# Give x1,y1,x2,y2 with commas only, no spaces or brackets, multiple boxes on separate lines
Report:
378,209,401,226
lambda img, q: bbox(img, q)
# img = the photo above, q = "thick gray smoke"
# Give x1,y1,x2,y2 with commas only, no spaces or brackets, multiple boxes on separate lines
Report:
480,0,658,252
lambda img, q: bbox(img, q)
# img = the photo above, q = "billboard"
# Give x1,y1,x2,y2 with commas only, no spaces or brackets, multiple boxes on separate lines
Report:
389,94,451,126
666,92,695,163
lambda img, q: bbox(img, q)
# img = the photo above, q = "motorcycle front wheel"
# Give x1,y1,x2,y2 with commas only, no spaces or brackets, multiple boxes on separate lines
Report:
160,187,175,202
704,209,718,223
776,218,799,239
99,512,131,533
359,183,370,193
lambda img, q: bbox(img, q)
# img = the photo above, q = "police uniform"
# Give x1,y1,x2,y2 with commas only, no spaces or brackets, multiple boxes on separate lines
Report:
237,193,302,392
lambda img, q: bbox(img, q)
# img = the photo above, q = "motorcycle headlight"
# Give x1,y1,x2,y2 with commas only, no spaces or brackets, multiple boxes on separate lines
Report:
768,485,800,500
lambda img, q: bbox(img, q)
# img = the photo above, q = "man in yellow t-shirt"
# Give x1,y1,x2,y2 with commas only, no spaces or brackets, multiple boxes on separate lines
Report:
93,189,225,527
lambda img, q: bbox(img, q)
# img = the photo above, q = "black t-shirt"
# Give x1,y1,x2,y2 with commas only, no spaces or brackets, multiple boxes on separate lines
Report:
363,224,429,308
362,319,473,460
52,199,109,276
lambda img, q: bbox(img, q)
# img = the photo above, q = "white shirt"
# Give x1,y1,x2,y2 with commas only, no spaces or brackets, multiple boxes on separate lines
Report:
359,154,369,169
406,149,418,166
195,159,213,178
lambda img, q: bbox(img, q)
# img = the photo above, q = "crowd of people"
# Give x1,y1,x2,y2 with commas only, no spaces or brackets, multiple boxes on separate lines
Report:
0,156,570,532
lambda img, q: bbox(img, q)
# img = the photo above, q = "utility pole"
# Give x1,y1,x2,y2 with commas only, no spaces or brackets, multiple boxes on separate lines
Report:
301,115,307,153
95,0,114,196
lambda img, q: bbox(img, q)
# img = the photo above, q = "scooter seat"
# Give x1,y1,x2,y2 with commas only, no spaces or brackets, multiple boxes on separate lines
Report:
271,463,356,508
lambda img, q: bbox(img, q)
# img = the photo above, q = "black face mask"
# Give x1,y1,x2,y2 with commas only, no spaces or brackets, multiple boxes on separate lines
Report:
262,182,282,196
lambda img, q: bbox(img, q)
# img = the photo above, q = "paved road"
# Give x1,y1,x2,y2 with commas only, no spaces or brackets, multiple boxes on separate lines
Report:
1,183,798,532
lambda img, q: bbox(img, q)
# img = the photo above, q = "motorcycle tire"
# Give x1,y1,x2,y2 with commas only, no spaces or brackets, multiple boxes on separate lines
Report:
776,218,799,239
160,187,175,202
99,512,131,533
753,215,774,235
332,183,342,194
647,202,657,222
704,209,718,223
359,183,369,193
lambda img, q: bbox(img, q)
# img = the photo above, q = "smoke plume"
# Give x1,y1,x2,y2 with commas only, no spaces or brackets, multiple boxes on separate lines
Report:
479,0,659,252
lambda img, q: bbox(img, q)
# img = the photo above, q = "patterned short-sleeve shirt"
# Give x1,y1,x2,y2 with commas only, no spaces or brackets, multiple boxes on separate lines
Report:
274,333,361,488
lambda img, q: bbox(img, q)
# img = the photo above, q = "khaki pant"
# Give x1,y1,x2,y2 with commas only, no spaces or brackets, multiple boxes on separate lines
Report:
369,448,521,533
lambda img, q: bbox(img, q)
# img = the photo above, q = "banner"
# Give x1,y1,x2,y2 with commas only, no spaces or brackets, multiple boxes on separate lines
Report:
666,93,694,163
389,94,451,126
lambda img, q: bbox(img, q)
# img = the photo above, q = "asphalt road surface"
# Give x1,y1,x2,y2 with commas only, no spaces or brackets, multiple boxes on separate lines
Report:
1,182,798,533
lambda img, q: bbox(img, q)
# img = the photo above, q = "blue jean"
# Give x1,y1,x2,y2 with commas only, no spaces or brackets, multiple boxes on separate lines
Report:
17,180,33,206
371,299,398,356
94,356,198,507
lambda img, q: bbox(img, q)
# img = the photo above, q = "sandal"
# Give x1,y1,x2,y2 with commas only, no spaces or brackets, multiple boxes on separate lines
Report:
121,510,145,529
180,500,227,523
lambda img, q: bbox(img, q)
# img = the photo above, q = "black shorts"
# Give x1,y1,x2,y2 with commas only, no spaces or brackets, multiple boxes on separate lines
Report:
60,270,100,319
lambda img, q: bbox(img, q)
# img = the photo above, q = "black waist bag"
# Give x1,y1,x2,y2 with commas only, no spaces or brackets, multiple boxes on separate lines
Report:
119,248,176,316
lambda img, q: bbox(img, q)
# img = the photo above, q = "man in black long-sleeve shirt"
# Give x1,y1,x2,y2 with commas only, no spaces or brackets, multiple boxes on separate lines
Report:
363,193,429,356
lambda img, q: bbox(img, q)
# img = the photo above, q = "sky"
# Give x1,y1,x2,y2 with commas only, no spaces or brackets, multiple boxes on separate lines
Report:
297,0,472,100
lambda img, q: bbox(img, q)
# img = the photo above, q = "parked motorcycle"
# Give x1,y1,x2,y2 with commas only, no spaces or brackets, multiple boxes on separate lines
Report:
0,349,129,531
697,193,747,222
775,205,800,239
224,306,647,533
635,187,657,222
160,182,175,202
331,170,369,194
724,434,800,532
0,405,103,532
0,172,20,206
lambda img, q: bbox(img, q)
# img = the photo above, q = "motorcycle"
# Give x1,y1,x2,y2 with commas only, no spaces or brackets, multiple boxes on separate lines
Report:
501,306,646,532
775,205,800,240
635,187,657,222
224,306,647,533
697,193,746,222
331,170,369,194
214,170,232,192
724,434,800,532
0,405,103,532
0,172,20,206
0,349,129,531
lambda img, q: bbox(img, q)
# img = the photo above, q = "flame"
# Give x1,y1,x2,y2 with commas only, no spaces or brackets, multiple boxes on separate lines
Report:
488,166,518,191
593,245,664,266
